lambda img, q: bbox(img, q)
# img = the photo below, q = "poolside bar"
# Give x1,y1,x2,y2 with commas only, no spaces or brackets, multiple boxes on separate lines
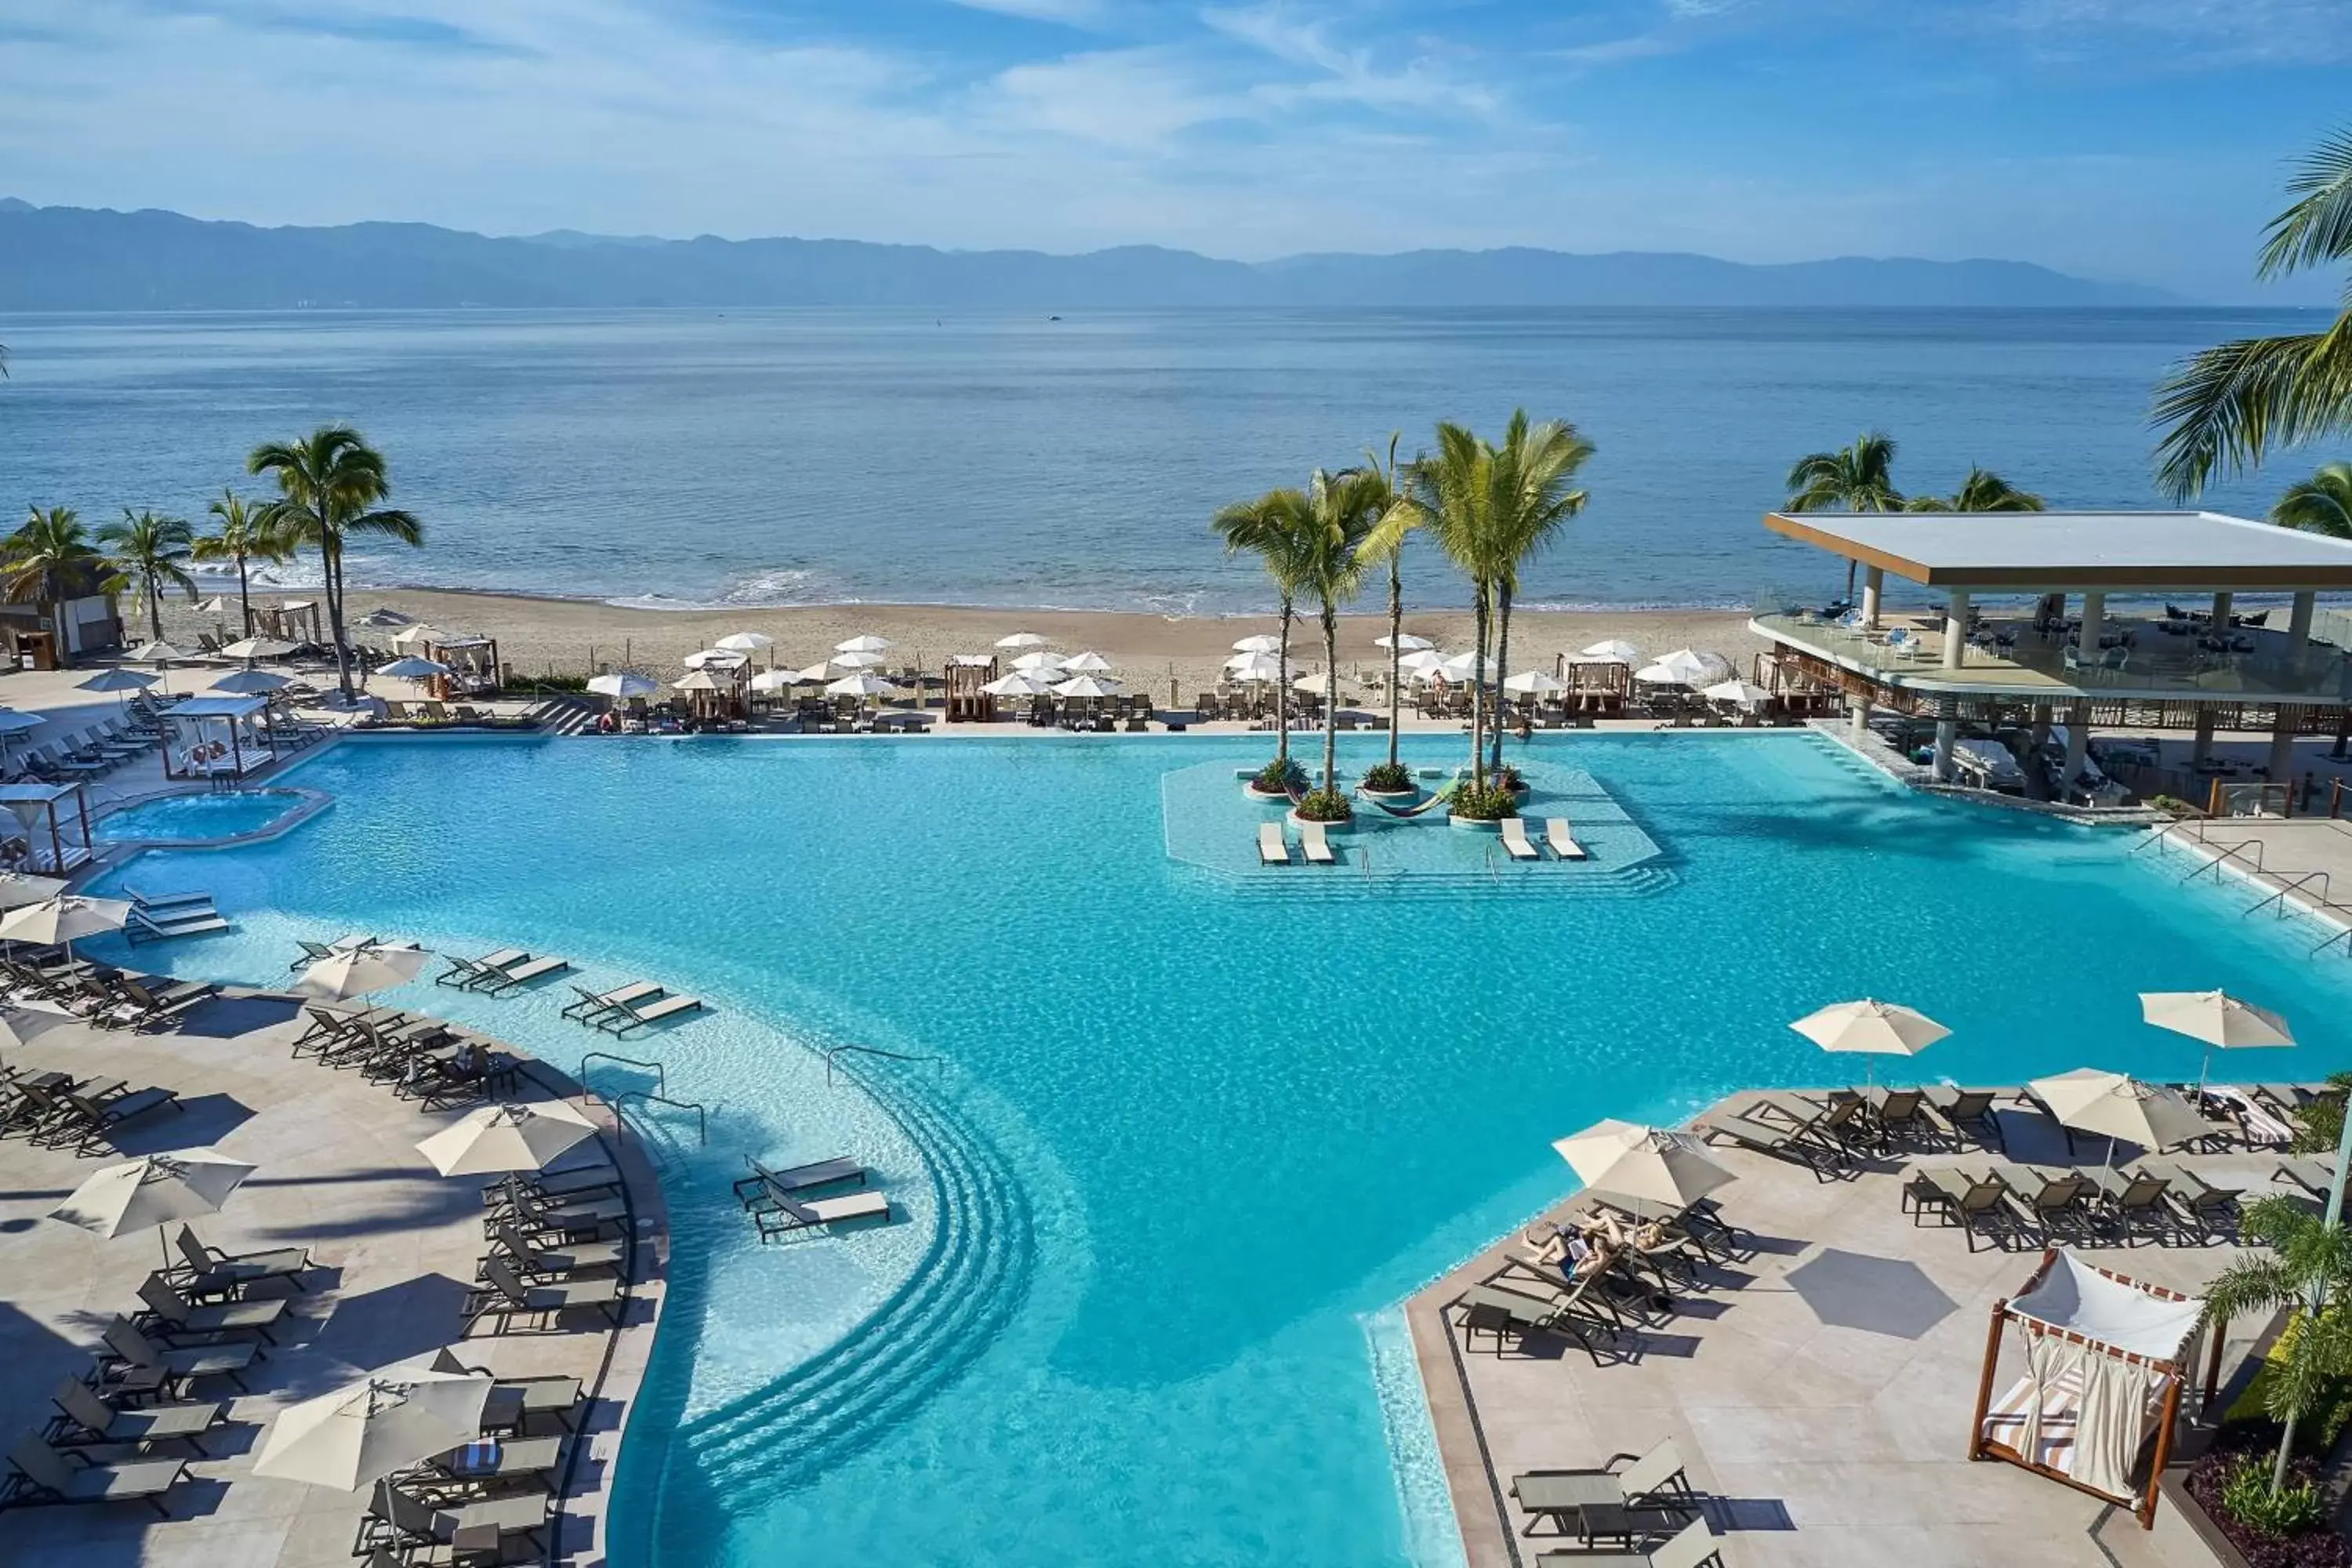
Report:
1749,510,2352,795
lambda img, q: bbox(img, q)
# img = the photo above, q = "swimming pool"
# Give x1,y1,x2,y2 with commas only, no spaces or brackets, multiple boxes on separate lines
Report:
96,789,309,843
87,732,2352,1566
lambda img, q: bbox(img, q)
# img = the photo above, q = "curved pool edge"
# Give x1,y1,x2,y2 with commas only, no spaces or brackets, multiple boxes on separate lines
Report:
92,784,335,850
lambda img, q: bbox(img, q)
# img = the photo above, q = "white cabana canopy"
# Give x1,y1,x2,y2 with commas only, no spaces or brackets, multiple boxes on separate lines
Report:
747,668,798,693
1703,678,1773,710
714,631,774,654
2009,1251,2203,1360
1375,633,1436,652
1577,639,1643,665
835,634,892,654
681,648,749,671
826,670,900,698
995,632,1048,651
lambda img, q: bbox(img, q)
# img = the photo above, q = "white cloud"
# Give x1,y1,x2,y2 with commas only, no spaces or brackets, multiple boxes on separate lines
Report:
939,0,1105,25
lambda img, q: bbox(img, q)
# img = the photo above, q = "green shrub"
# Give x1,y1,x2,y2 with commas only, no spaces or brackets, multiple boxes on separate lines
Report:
1361,761,1414,793
2146,793,2197,816
1452,782,1520,821
1294,787,1352,822
1252,758,1305,793
2222,1454,2328,1537
524,673,593,692
2288,1079,2352,1156
2224,1311,2352,1457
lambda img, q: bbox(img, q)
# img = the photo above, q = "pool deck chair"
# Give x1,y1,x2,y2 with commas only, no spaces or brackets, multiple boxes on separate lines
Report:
1533,1515,1722,1568
483,954,570,993
1299,820,1337,866
2276,1156,2336,1198
732,1156,866,1210
598,992,703,1035
1498,817,1541,861
563,980,662,1026
754,1189,891,1243
1695,1109,1846,1178
1545,818,1588,860
1257,822,1290,866
439,949,527,989
1,1432,187,1519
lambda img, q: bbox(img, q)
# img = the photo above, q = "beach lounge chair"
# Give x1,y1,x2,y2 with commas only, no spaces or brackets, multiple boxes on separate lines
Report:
1456,1282,1613,1364
1257,822,1289,865
1695,1110,1846,1178
1511,1438,1699,1537
1533,1515,1722,1568
136,1276,285,1342
1863,1085,1933,1145
490,1220,623,1280
114,978,213,1031
437,948,527,989
1993,1163,2093,1240
38,1085,182,1154
460,1256,621,1333
563,980,662,1025
169,1225,311,1298
96,1319,258,1396
1925,1084,2005,1149
2275,1156,2335,1198
481,953,569,993
1299,819,1338,866
1900,1168,2011,1250
732,1155,866,1210
2081,1166,2172,1241
753,1189,891,1243
1544,818,1587,859
1497,816,1541,861
360,1479,548,1562
485,1163,621,1214
597,991,703,1035
2143,1160,2241,1238
46,1377,223,1455
0,1432,187,1519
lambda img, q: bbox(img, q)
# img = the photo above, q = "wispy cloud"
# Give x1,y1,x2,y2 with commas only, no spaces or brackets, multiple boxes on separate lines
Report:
939,0,1105,26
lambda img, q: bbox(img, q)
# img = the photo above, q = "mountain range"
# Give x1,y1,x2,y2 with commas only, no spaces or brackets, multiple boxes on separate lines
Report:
0,200,2178,310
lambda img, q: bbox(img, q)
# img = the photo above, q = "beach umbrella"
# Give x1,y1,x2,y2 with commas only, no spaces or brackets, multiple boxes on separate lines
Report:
374,655,451,681
1053,673,1124,699
1791,998,1948,1087
196,596,230,616
829,648,886,671
681,648,747,672
1231,634,1283,654
1375,633,1436,652
0,710,40,736
790,662,834,684
1578,639,1642,665
995,632,1048,652
1225,652,1290,684
747,668,798,694
826,670,900,699
294,942,430,1001
1292,670,1347,695
835,634,892,654
250,1365,493,1492
1502,670,1565,695
77,667,156,695
1437,652,1497,684
208,668,292,695
1704,679,1773,710
217,635,298,664
714,631,774,655
2029,1068,2209,1163
1059,651,1114,674
50,1148,257,1267
981,670,1055,697
0,1006,68,1051
1649,648,1732,686
0,872,66,910
127,639,187,664
1011,651,1067,673
1552,1120,1736,1210
416,1099,598,1178
586,672,659,701
673,670,729,696
2140,989,2294,1089
0,895,130,959
1397,648,1449,678
389,624,442,648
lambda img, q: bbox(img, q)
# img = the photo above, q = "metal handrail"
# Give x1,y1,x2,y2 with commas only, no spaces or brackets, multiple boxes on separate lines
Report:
2180,838,2263,883
825,1042,942,1087
2315,926,2352,958
2247,869,2331,919
610,1089,706,1145
581,1051,666,1101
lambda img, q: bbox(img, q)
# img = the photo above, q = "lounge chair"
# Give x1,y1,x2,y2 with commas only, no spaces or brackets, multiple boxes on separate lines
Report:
136,1276,285,1342
753,1189,891,1243
562,980,662,1025
1257,822,1289,866
96,1318,258,1396
114,978,213,1031
2276,1156,2336,1198
1695,1109,1846,1178
732,1155,866,1209
169,1225,311,1297
0,1432,186,1519
1544,818,1587,860
359,1479,548,1562
1457,1282,1614,1363
437,948,528,989
1924,1084,2004,1149
489,1220,623,1279
38,1085,182,1154
481,954,568,993
460,1256,621,1333
1901,1167,2012,1251
47,1377,223,1455
485,1163,620,1213
597,992,702,1035
2081,1167,2172,1241
1864,1085,1934,1145
1512,1438,1699,1537
1533,1516,1722,1568
1498,816,1541,861
2145,1160,2242,1238
1993,1163,2093,1239
1299,819,1338,866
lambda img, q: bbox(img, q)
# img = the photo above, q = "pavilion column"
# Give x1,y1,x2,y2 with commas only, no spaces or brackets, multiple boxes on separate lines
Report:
1943,590,1972,670
1848,693,1870,744
2078,591,2106,659
2063,700,2090,785
1861,566,1883,630
2267,591,2319,781
2030,702,2053,752
2211,590,2234,632
1934,716,1958,782
2191,707,2218,769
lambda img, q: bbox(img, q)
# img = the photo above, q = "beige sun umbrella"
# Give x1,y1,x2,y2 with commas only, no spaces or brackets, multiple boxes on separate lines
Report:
50,1148,257,1266
294,942,430,1001
0,895,131,960
1552,1120,1736,1211
2029,1068,2211,1163
416,1099,599,1177
0,872,66,911
249,1364,493,1491
217,634,298,662
2140,990,2294,1090
1791,999,1949,1088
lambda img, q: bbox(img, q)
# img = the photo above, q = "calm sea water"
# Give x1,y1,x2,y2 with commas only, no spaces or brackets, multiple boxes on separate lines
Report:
0,307,2322,612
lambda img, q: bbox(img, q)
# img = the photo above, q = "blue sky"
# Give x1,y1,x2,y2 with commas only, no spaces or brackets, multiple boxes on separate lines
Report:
0,0,2346,299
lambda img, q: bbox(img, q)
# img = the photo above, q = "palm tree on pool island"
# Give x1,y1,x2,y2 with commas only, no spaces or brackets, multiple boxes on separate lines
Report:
1294,466,1389,822
1213,486,1318,785
1481,414,1593,779
194,488,292,637
1360,433,1421,791
1784,431,1904,602
249,426,422,702
2272,463,2352,539
97,509,197,642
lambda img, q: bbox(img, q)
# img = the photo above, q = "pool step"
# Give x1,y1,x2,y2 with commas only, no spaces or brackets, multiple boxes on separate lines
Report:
122,890,230,944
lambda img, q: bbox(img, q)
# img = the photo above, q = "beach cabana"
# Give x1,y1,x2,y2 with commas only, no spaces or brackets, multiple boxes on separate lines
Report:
428,634,501,695
252,599,322,645
945,654,1001,723
161,694,277,780
1969,1249,2206,1528
0,782,94,873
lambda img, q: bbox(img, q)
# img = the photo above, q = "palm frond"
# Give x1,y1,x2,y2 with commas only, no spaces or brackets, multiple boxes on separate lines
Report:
2261,127,2352,279
2271,462,2352,538
2151,325,2352,499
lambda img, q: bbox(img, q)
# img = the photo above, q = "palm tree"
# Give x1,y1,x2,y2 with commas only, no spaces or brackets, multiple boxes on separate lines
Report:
1360,435,1420,783
249,426,422,700
1213,487,1319,777
1295,468,1388,815
1483,415,1595,777
1902,467,2045,514
97,509,197,642
1784,432,1904,601
2272,462,2352,539
0,506,122,652
2202,1194,2352,1492
2156,129,2352,499
194,489,291,636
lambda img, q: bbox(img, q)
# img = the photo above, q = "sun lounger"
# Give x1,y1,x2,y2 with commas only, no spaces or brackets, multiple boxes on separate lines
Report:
1299,819,1338,865
2143,1160,2242,1237
2275,1156,2336,1198
481,954,568,992
437,948,527,989
136,1276,285,1342
1533,1515,1722,1568
1498,816,1541,861
1993,1163,2094,1238
1544,818,1587,859
563,980,662,1025
753,1189,891,1243
47,1377,223,1455
0,1432,186,1519
38,1085,182,1153
96,1318,257,1396
502,1189,626,1240
490,1220,623,1279
461,1256,621,1332
1512,1439,1699,1537
361,1480,547,1562
597,991,702,1035
1925,1084,2005,1149
113,978,214,1030
169,1225,311,1298
1456,1281,1613,1363
732,1155,866,1209
1257,822,1289,865
484,1163,620,1213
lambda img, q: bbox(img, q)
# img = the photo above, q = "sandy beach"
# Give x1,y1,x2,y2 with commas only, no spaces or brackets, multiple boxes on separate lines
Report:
157,589,1770,699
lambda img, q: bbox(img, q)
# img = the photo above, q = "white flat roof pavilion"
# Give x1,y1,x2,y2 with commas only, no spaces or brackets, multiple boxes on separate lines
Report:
1766,510,2352,592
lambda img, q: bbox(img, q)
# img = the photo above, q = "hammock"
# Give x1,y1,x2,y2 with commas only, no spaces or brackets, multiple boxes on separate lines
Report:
1358,782,1457,818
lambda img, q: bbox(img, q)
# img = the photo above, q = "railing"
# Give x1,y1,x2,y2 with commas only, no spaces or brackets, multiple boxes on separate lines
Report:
581,1051,666,1101
2246,869,2330,919
824,1042,942,1087
610,1089,706,1146
2180,838,2264,884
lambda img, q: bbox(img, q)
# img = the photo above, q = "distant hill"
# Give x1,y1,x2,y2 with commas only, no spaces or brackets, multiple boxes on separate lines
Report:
0,201,2179,310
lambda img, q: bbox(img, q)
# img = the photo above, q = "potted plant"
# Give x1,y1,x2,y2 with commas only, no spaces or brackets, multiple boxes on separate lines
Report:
1449,780,1519,830
1495,763,1530,800
1245,757,1304,802
1360,760,1417,804
1290,785,1356,832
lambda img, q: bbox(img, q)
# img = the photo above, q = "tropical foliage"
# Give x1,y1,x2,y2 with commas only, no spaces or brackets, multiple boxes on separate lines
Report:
2273,463,2352,540
2154,128,2352,499
0,506,122,627
1214,486,1319,771
249,426,422,699
2203,1192,2352,1494
1903,467,2044,514
194,488,291,635
1784,431,1903,601
1359,433,1418,779
1294,465,1391,815
97,508,197,641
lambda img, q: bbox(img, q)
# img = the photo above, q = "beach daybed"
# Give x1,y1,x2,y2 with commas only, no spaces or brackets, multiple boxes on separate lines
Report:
1257,822,1289,866
439,949,526,989
1545,818,1587,860
597,992,702,1035
563,981,662,1027
1498,817,1540,861
754,1189,891,1243
1300,820,1337,865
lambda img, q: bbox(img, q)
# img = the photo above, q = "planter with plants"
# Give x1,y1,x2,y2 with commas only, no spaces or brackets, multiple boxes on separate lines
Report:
1290,786,1356,831
1449,781,1520,829
1359,761,1417,804
2180,1429,2352,1568
1496,764,1530,800
2146,793,2198,819
1244,759,1304,801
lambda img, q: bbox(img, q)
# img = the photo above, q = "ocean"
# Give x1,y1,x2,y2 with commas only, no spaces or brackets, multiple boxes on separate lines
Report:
0,306,2325,612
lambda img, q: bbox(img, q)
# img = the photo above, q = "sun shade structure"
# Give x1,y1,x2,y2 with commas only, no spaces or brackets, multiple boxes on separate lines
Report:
1768,510,2352,590
995,632,1048,651
50,1149,256,1240
1058,651,1114,674
1052,673,1124,699
713,631,773,654
389,624,442,648
160,694,276,781
416,1099,598,1177
1232,634,1283,655
1374,633,1435,652
672,669,729,693
586,672,659,700
2141,989,2293,1088
1635,648,1732,688
1704,678,1773,709
76,667,154,694
206,668,292,695
0,871,67,910
294,942,429,1000
835,634,892,654
980,671,1056,698
681,648,748,671
0,784,95,873
746,668,798,693
1577,639,1642,665
216,635,297,662
250,1366,493,1491
1792,999,1949,1056
1011,651,1067,673
2028,1068,2209,1159
373,655,450,681
1970,1250,2207,1528
829,648,886,671
0,894,129,950
1552,1120,1736,1210
826,670,900,698
1502,669,1564,695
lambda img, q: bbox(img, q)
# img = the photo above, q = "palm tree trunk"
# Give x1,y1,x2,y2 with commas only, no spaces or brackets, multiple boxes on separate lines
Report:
1468,584,1490,792
1491,582,1514,778
1321,597,1340,800
146,580,162,641
324,537,353,702
1385,559,1403,771
235,553,252,637
1273,595,1292,770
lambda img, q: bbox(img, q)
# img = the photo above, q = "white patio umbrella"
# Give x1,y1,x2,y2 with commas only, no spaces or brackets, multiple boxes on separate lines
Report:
746,668,799,694
790,661,835,684
1059,651,1115,674
0,872,66,910
2029,1068,2210,1163
835,634,892,654
714,631,774,656
1231,634,1283,655
293,942,430,1001
672,669,728,693
995,632,1048,652
826,670,901,699
0,895,131,958
1292,670,1347,695
829,648,886,671
196,596,230,616
1225,652,1290,684
1374,633,1436,652
1791,998,1949,1087
51,1148,257,1266
218,635,298,662
1011,651,1068,673
981,671,1056,697
1654,648,1733,686
2140,989,2294,1089
416,1099,598,1178
681,648,748,671
250,1366,493,1492
0,1005,69,1051
374,655,451,681
1502,670,1565,695
1703,679,1773,710
0,710,41,738
77,667,156,695
586,672,659,701
1437,652,1495,684
1052,673,1125,699
389,624,442,648
1397,648,1449,678
208,667,293,695
1552,1120,1736,1210
1578,639,1643,665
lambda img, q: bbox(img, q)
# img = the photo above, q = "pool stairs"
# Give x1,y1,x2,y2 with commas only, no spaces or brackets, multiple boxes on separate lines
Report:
122,888,230,944
675,1060,1036,1501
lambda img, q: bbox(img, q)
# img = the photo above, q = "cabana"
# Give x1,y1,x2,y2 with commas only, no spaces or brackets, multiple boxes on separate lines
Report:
425,634,502,696
160,695,278,780
0,782,94,873
1969,1250,2207,1529
944,655,999,724
252,599,323,645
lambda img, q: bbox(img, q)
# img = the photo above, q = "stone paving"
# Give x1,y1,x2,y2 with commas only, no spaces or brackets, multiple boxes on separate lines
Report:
0,990,666,1568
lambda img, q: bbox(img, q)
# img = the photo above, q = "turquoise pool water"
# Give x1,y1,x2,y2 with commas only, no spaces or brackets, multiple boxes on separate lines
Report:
87,731,2352,1567
96,790,304,841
